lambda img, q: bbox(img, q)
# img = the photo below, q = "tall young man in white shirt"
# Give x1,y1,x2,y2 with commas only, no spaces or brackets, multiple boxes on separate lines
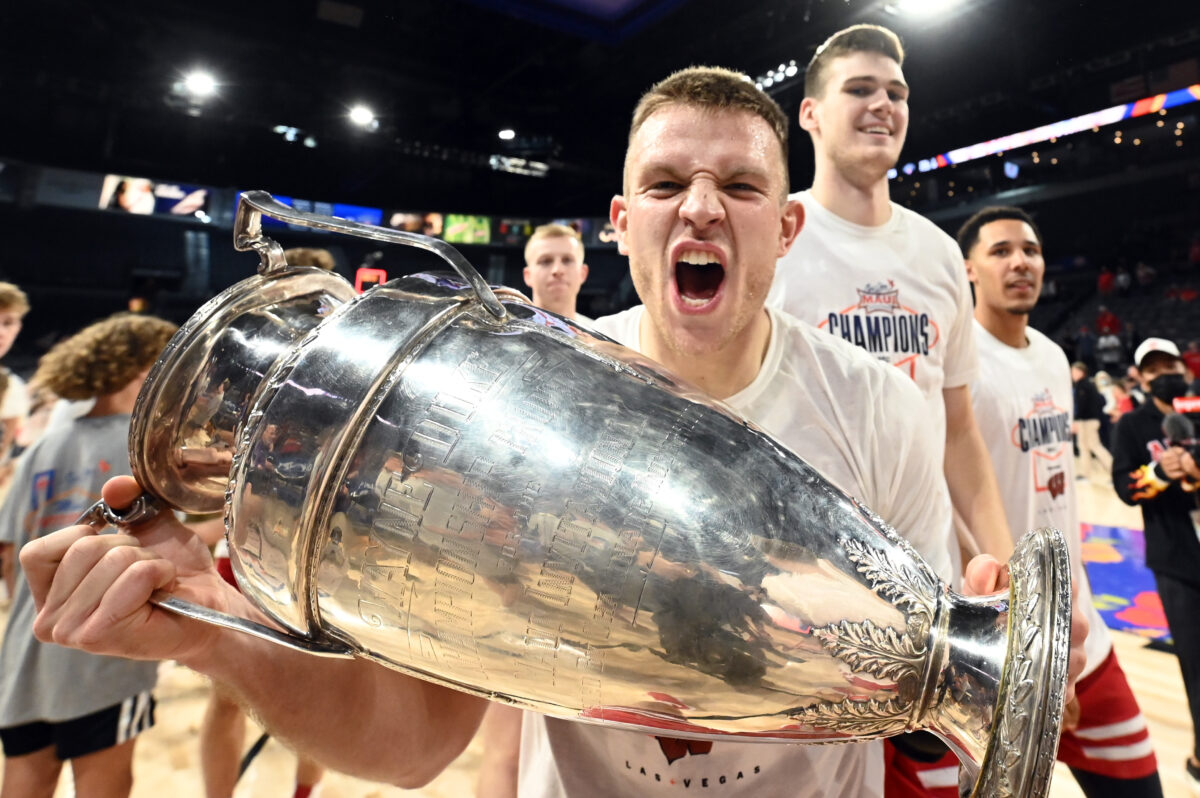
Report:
768,24,1022,792
21,69,1083,798
955,207,1160,797
769,26,1012,565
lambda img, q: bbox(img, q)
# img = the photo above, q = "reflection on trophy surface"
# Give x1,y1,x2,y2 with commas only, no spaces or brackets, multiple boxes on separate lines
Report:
128,192,1071,798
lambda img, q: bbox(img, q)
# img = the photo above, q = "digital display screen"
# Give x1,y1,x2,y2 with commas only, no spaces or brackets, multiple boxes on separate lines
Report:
240,195,382,231
387,211,444,238
496,218,534,246
101,174,211,221
332,203,383,226
443,214,491,245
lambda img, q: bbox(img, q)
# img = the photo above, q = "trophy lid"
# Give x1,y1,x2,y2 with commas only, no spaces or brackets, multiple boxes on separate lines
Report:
130,267,357,514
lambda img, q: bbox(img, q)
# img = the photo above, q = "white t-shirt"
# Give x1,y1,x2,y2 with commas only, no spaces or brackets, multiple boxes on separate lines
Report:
518,305,953,798
970,321,1111,678
768,191,978,463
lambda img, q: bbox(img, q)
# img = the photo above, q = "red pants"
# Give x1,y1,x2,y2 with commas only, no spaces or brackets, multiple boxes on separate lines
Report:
884,648,1157,796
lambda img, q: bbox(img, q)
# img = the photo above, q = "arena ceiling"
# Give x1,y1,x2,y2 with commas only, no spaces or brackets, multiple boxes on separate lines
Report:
2,0,1198,215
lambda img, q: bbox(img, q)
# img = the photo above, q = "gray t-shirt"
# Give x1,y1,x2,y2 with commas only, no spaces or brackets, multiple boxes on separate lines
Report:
0,414,159,726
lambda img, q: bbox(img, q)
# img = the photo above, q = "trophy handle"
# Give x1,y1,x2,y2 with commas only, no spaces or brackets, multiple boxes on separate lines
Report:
232,190,508,321
73,499,356,660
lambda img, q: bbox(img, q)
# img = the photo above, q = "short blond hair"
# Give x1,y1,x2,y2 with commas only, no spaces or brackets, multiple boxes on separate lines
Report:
523,224,583,264
283,247,336,271
0,282,30,316
35,313,178,401
804,25,904,98
626,66,789,194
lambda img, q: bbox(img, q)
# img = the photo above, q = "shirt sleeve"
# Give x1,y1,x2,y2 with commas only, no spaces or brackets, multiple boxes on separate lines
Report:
939,236,978,391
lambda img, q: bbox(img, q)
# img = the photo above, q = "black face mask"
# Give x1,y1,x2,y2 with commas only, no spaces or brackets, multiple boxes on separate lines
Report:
1148,372,1188,404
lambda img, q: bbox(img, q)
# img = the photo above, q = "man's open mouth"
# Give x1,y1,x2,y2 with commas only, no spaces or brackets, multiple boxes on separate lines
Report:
675,251,725,307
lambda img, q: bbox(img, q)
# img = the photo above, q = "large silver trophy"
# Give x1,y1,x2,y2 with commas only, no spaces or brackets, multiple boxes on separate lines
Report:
120,192,1070,797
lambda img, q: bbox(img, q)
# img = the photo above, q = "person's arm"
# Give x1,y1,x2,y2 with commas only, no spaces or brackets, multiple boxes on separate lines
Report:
21,475,487,787
942,385,1014,562
474,703,524,798
1110,414,1174,506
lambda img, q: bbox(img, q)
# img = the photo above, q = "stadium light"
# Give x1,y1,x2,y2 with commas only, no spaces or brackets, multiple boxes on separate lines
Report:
183,70,217,98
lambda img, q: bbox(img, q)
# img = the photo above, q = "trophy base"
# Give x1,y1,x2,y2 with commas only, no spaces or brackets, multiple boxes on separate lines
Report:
961,527,1072,798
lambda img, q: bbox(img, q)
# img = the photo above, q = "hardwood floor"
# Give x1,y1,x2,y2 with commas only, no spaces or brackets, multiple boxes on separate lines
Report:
0,479,1192,797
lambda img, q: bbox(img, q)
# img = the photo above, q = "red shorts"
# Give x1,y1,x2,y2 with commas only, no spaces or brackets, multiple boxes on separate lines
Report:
884,648,1157,796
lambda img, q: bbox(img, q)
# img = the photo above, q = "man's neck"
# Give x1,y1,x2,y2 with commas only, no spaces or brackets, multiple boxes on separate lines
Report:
536,295,577,320
809,163,893,227
637,310,771,400
975,306,1029,349
1151,396,1173,415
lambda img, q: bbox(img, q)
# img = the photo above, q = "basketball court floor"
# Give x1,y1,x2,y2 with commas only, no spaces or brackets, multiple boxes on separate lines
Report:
1,480,1192,797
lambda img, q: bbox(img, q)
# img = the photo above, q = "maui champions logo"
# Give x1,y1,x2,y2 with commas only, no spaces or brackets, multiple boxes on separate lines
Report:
820,280,939,379
1010,389,1071,498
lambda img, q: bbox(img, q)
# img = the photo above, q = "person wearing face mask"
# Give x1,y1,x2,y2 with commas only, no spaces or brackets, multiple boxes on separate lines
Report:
1111,337,1200,794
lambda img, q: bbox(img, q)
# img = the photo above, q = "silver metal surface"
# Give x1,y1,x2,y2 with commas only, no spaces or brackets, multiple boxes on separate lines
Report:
129,266,357,514
129,192,1072,798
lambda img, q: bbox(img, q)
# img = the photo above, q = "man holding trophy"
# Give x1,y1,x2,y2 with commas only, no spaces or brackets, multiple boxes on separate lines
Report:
21,67,1086,796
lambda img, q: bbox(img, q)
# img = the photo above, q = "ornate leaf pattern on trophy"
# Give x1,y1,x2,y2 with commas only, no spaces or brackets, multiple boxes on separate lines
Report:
793,536,939,737
975,530,1069,798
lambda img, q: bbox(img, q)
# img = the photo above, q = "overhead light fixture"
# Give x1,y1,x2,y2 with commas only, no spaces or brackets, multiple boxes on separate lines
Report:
183,70,217,98
498,128,516,141
884,0,963,16
349,104,379,131
489,154,549,178
753,60,799,96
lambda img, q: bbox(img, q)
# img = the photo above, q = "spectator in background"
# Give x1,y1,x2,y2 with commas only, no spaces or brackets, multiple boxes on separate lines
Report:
1096,332,1124,375
0,313,177,798
1093,370,1117,448
1108,381,1134,423
1135,260,1157,293
283,247,336,272
1183,340,1200,393
0,283,30,489
1115,266,1132,297
1075,325,1097,372
1126,366,1148,406
1072,361,1112,483
1096,305,1121,336
1111,338,1200,794
1097,266,1115,297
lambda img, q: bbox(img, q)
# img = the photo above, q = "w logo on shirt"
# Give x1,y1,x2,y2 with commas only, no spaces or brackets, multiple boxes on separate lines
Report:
31,470,55,510
656,736,713,764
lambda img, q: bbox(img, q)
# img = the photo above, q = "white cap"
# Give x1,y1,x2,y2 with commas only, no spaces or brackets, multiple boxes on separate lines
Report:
1133,337,1181,368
